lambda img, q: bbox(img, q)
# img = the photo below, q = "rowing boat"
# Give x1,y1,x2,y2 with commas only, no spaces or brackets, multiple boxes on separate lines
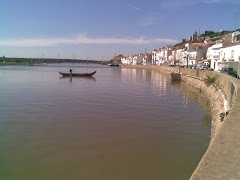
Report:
108,64,119,67
59,71,96,77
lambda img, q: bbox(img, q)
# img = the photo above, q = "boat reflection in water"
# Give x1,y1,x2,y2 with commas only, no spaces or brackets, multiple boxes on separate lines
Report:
59,75,96,84
59,76,96,81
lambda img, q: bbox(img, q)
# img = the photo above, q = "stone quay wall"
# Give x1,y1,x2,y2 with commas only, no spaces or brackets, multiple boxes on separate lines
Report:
123,65,240,180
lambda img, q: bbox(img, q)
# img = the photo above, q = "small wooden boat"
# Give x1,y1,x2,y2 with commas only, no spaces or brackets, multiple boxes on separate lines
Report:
59,71,96,77
108,64,119,67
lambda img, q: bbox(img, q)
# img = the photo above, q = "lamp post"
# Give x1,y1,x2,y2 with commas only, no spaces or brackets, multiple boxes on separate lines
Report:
186,54,189,68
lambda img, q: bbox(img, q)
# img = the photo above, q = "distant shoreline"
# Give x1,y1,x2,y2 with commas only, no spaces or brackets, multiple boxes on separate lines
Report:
0,62,30,66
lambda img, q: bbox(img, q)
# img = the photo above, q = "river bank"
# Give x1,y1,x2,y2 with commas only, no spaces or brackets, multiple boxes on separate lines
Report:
0,62,29,66
123,65,240,180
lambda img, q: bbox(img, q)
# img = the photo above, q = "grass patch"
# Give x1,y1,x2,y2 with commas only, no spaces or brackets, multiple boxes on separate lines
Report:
205,75,216,86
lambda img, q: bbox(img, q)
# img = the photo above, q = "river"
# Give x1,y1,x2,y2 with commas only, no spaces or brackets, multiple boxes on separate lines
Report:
0,63,211,180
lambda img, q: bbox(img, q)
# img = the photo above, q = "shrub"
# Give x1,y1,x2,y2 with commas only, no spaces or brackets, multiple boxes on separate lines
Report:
205,75,216,86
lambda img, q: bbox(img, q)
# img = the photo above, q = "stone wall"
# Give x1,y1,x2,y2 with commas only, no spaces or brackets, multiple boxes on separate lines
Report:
123,65,240,180
182,69,240,180
181,75,227,140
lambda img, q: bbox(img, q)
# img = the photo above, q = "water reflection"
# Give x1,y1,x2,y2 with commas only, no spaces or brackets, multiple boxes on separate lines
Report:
173,80,211,113
119,67,211,118
119,67,211,114
150,70,168,97
59,76,96,81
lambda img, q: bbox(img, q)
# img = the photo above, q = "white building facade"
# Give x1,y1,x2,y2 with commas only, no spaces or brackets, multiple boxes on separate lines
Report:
142,53,152,65
132,54,145,65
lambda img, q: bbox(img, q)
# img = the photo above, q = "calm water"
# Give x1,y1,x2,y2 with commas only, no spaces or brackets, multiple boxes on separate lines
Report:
0,63,211,180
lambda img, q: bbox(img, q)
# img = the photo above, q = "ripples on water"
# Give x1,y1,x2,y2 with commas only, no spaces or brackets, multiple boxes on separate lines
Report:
0,64,211,180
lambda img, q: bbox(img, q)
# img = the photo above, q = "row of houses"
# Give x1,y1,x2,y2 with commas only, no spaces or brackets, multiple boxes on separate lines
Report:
113,31,240,75
119,53,153,66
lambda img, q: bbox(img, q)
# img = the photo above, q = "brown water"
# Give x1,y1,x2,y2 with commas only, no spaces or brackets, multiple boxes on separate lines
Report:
0,63,211,180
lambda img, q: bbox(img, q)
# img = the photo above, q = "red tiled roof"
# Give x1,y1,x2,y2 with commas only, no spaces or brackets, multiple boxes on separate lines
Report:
190,43,205,46
115,54,125,58
222,40,231,44
175,44,185,49
202,43,215,48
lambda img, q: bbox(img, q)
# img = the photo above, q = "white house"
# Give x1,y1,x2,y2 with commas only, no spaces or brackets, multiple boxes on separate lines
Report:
208,43,223,70
151,46,172,65
152,49,157,65
218,43,240,72
208,41,231,70
113,54,124,64
163,45,173,65
142,53,152,65
184,43,207,66
152,49,163,65
156,49,164,65
121,56,133,65
220,43,240,61
128,56,133,65
231,31,240,43
188,51,198,65
121,56,128,65
132,54,145,65
174,45,185,66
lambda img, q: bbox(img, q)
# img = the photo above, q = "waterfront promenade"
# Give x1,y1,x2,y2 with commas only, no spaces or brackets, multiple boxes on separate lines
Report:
125,65,240,180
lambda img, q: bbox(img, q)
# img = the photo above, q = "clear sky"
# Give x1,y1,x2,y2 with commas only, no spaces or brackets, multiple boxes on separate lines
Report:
0,0,239,60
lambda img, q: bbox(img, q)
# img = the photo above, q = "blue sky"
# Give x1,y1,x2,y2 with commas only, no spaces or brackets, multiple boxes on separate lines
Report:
0,0,239,60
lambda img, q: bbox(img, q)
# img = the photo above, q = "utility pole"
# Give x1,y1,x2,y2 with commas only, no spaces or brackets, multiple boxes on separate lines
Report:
42,54,44,65
234,11,239,30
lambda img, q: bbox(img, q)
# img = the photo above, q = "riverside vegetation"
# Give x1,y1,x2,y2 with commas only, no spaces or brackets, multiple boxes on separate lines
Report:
204,75,216,86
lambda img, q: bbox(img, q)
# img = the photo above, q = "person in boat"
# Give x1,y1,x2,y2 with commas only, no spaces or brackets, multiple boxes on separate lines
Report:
70,69,72,74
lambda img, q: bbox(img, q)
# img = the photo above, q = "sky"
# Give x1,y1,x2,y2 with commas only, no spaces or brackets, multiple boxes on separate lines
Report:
0,0,240,60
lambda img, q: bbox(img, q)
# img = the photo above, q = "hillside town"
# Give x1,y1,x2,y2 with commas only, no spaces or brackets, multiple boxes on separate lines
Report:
112,30,240,78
